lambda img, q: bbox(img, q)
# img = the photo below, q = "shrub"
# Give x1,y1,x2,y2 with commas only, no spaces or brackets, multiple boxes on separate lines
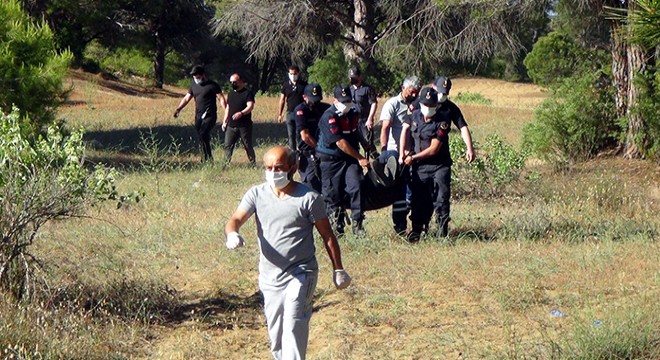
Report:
0,0,73,132
451,133,528,198
452,91,493,105
0,108,132,301
521,72,619,167
524,31,610,87
307,46,350,95
308,44,401,96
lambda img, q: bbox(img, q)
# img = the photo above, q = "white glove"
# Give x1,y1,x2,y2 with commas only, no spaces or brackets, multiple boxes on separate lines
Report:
225,231,245,249
333,269,352,290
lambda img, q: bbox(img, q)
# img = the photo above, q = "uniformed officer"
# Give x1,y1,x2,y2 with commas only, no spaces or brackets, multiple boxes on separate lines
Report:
277,65,308,151
316,85,370,236
294,83,331,193
348,66,378,157
431,76,475,163
399,86,470,242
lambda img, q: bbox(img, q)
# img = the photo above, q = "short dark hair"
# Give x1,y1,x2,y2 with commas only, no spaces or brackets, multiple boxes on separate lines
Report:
289,65,300,72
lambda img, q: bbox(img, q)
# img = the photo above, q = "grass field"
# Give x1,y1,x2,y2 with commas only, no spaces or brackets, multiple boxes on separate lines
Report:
2,70,658,359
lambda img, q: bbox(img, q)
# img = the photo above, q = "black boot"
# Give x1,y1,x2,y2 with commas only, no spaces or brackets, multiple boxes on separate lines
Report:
352,219,367,237
329,209,345,237
407,225,424,243
437,217,450,239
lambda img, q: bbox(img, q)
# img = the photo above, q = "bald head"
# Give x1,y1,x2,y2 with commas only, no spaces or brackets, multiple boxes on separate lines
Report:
263,146,297,173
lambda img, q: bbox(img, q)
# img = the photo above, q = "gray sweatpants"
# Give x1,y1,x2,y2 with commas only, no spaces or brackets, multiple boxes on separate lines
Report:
260,270,318,360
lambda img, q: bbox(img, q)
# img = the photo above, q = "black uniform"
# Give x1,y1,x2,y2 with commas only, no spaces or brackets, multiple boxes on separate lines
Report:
224,87,256,165
316,105,363,234
294,101,330,193
406,102,468,236
350,83,377,152
188,80,223,161
281,80,307,150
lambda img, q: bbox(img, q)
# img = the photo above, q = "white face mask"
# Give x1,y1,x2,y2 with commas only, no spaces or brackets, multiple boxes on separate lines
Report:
437,94,448,103
335,102,352,115
420,104,437,117
288,74,299,82
265,170,290,189
193,77,203,85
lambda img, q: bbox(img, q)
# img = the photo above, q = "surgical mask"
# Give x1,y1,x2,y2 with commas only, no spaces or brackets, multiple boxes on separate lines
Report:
231,81,239,90
193,77,203,85
265,170,290,189
335,102,352,115
420,104,437,117
438,94,448,103
288,74,299,82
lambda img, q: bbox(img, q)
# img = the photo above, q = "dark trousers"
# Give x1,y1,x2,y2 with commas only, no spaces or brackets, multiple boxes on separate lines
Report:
298,151,322,193
358,118,376,156
286,111,297,151
195,114,217,162
319,155,364,222
223,125,256,165
409,164,451,230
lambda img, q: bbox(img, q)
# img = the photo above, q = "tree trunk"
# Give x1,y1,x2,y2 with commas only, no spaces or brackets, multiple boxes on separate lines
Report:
345,0,375,69
624,41,647,159
153,30,165,89
611,21,628,119
258,56,272,94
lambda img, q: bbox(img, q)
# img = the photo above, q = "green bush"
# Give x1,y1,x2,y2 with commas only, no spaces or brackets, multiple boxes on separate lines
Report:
451,133,528,198
452,91,493,105
85,41,152,78
524,31,610,87
84,41,187,86
308,44,401,97
0,108,132,301
0,0,73,132
522,72,619,167
308,46,350,94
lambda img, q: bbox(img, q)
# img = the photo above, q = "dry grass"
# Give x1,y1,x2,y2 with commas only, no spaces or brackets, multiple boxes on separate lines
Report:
4,70,658,359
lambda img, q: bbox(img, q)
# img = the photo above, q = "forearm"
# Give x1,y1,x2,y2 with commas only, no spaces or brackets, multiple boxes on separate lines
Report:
241,102,255,115
367,103,378,122
225,218,242,235
301,131,316,148
379,122,390,150
176,97,190,111
323,237,344,270
336,139,364,161
461,126,474,151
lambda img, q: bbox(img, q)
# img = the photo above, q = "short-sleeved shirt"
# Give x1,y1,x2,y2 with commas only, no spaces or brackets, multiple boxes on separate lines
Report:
294,101,331,153
188,80,223,117
316,105,361,158
237,182,327,286
226,87,256,127
379,93,415,151
407,100,468,166
351,83,377,120
281,80,308,112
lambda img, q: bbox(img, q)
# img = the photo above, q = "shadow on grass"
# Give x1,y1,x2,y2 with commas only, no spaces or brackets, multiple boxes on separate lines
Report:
83,122,287,170
164,289,339,330
452,224,499,243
